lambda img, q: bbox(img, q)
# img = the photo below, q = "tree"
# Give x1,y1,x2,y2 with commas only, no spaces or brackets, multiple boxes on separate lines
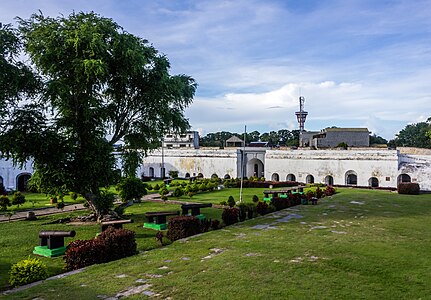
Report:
369,134,388,145
11,192,25,208
388,118,431,149
117,177,147,202
0,12,196,217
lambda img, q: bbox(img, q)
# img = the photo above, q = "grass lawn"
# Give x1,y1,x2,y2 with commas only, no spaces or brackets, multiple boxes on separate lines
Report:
2,188,431,299
0,192,86,212
0,201,222,291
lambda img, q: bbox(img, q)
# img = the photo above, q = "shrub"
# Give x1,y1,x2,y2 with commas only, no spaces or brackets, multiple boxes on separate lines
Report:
167,216,201,241
0,195,11,211
64,239,108,271
156,231,164,245
237,203,248,222
324,186,336,196
117,177,147,202
270,197,289,211
69,192,78,201
211,219,220,230
168,170,179,178
219,200,227,206
64,228,137,271
94,191,115,214
227,196,235,208
159,187,169,199
306,190,316,200
9,257,48,287
252,195,259,203
11,191,26,208
247,203,256,219
397,182,420,195
256,201,269,215
315,187,324,199
222,207,239,226
153,183,160,191
172,187,184,197
97,227,137,260
56,202,65,210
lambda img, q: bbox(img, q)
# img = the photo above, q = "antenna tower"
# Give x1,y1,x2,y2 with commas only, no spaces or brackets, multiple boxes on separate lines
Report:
295,96,308,132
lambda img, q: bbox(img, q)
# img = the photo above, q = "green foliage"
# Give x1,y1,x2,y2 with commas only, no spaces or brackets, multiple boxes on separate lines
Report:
93,191,115,215
56,202,65,210
221,207,239,225
11,191,25,207
172,187,184,197
252,195,259,203
9,257,48,287
169,170,179,178
117,177,147,202
69,192,78,201
397,183,420,195
389,118,431,149
0,12,196,217
153,184,160,191
237,203,248,222
336,142,348,149
122,150,141,178
227,195,235,207
167,216,201,241
0,195,11,211
369,134,388,145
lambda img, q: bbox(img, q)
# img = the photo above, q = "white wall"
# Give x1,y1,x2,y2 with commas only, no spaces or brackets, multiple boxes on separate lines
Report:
265,149,400,188
0,159,33,190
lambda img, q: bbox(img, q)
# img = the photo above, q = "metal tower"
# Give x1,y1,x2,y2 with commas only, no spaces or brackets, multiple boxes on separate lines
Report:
295,96,308,132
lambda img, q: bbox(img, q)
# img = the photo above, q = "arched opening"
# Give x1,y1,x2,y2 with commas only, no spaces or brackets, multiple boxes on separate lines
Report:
246,158,264,178
224,174,231,179
185,172,190,178
149,167,154,177
160,167,166,178
369,177,379,187
306,175,314,184
271,173,280,182
286,174,296,182
398,174,411,183
0,176,3,186
325,175,334,186
211,173,219,179
197,173,204,178
16,173,31,192
345,170,357,185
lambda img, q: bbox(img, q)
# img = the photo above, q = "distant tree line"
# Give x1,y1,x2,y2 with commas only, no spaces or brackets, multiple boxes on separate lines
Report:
388,117,431,149
199,129,300,147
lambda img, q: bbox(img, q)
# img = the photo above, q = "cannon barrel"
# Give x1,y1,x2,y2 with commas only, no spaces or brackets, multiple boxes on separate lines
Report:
39,230,76,238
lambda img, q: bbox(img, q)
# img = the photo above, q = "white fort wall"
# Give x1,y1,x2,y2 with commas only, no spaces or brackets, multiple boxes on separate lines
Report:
140,149,238,179
265,149,400,187
0,159,33,191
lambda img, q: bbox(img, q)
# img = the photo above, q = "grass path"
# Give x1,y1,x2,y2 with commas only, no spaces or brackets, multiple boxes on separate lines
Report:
2,189,431,299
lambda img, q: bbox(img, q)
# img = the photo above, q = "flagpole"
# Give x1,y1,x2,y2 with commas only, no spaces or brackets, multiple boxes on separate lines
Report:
239,125,246,203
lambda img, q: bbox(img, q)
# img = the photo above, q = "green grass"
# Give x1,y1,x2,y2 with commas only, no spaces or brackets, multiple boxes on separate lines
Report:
0,201,222,291
2,189,431,299
1,192,86,212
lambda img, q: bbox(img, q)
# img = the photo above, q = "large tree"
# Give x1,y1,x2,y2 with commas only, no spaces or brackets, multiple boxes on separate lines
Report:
0,12,196,217
388,118,431,149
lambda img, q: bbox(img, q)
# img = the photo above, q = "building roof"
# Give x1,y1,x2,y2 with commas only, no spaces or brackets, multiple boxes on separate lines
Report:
324,128,369,132
225,136,244,143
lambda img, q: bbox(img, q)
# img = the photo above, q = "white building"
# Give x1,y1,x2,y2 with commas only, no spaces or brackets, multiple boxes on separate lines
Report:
162,131,199,149
2,147,431,191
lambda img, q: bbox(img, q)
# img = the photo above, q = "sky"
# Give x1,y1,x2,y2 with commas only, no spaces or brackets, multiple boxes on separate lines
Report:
1,0,431,140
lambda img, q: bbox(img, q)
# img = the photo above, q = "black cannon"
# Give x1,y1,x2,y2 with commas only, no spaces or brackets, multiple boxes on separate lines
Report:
181,203,212,217
39,230,76,249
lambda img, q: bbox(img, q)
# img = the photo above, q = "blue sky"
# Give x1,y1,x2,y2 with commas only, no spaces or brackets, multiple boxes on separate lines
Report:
2,0,431,139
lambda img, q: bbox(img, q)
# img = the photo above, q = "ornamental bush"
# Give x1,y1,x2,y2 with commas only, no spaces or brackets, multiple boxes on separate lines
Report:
324,186,336,196
9,257,48,287
237,203,248,222
97,227,137,261
222,207,239,225
227,196,235,207
167,216,201,241
397,182,420,195
256,201,269,215
172,187,184,197
117,177,147,202
315,187,325,199
11,191,26,208
0,195,11,211
64,227,137,271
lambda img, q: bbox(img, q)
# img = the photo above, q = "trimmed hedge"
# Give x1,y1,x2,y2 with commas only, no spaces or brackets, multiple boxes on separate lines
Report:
167,216,201,241
397,182,420,195
9,257,48,287
222,207,239,225
64,227,137,271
